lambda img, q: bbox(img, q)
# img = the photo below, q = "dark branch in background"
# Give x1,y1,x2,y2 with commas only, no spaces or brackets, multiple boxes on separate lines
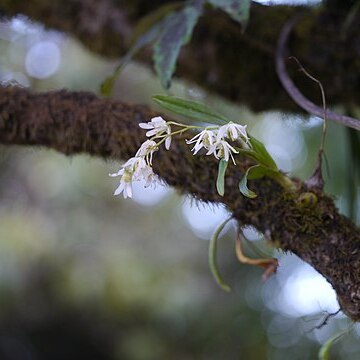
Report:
276,16,360,131
1,1,360,113
1,86,360,322
325,0,359,12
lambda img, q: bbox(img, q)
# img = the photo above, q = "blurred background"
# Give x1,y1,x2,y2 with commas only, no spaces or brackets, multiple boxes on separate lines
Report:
0,4,360,359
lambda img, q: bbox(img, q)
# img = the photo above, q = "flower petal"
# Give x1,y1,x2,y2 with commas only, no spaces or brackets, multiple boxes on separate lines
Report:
124,183,133,198
230,126,238,140
217,126,227,141
139,123,153,129
151,116,165,124
165,136,171,150
114,181,125,196
109,168,124,177
146,129,159,137
186,132,201,144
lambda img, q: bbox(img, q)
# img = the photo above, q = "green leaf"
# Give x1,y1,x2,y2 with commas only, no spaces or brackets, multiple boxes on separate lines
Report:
130,2,183,44
209,217,232,292
239,165,259,198
246,164,267,180
207,0,251,27
319,331,347,360
153,95,229,124
216,159,228,196
249,136,278,170
100,21,164,97
153,5,202,89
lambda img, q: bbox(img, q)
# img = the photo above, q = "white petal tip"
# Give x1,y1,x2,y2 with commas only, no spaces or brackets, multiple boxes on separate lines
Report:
165,138,171,150
151,116,165,122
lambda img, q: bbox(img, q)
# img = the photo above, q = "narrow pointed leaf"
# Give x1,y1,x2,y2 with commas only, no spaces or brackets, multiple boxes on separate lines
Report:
216,159,228,196
319,331,347,360
249,136,278,170
153,6,202,89
207,0,251,27
209,217,232,292
100,21,164,96
153,95,229,124
130,2,183,44
239,165,259,198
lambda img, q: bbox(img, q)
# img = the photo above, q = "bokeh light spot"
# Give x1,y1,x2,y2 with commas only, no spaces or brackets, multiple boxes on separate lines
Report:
25,41,61,79
182,199,230,239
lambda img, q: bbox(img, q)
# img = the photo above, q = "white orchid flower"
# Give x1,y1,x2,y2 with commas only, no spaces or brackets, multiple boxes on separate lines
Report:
217,122,248,142
113,170,133,198
186,129,217,154
206,140,239,164
110,156,158,198
139,116,172,150
135,140,158,164
132,158,155,182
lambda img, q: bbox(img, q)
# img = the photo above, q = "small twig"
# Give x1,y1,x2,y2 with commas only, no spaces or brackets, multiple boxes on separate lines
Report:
289,56,328,189
288,56,328,153
276,16,360,131
308,309,341,332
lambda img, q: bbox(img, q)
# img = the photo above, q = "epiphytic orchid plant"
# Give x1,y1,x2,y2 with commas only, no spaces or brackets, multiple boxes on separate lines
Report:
109,95,296,293
110,95,296,199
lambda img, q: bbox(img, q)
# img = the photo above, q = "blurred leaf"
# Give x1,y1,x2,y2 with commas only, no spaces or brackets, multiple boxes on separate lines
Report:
249,136,278,170
100,21,164,96
130,2,183,43
153,95,229,124
216,159,228,196
207,0,251,27
209,217,232,292
318,331,347,360
341,0,360,36
239,165,259,198
153,5,202,89
100,74,117,97
100,2,183,96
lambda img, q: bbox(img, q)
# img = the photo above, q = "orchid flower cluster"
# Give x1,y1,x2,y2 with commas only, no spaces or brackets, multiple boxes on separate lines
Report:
109,95,296,199
110,116,249,198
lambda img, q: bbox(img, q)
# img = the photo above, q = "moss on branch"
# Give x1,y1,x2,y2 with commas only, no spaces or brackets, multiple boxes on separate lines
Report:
0,86,360,321
1,1,360,113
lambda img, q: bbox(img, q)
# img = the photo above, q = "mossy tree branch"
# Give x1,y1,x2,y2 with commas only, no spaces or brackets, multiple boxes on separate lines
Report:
1,0,360,322
1,86,360,321
1,1,360,113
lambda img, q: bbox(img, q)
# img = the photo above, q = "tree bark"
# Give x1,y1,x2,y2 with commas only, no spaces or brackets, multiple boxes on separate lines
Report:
1,86,360,321
1,1,360,113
